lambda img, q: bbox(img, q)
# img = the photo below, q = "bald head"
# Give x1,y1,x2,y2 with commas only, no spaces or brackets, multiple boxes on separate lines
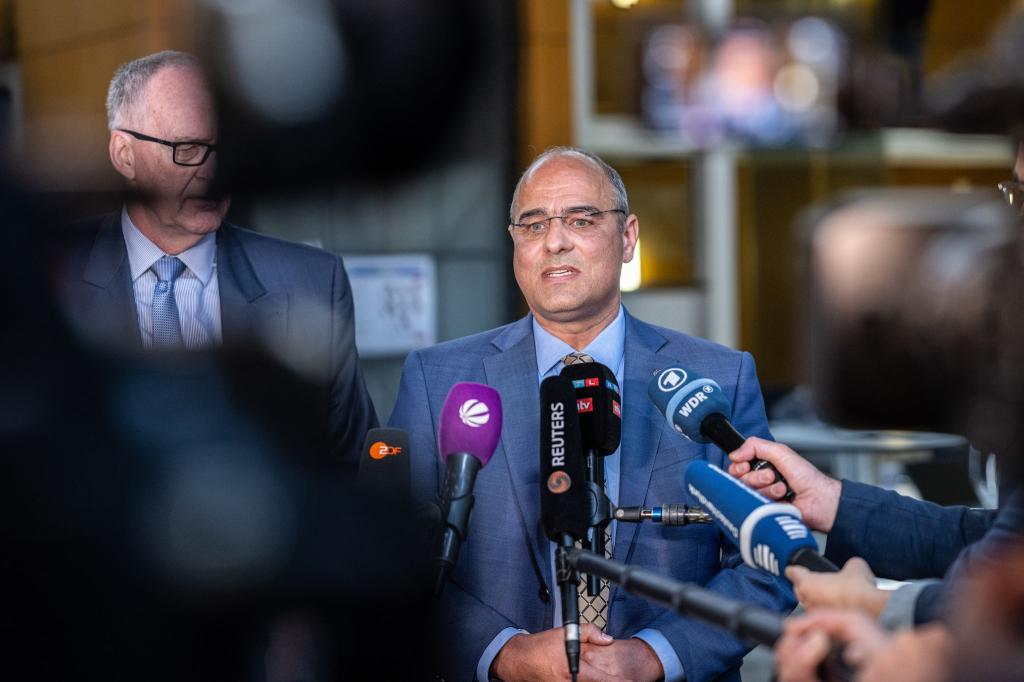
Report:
510,147,629,226
106,51,203,131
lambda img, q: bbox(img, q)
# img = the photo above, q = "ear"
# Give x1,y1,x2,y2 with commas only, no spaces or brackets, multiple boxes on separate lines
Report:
621,214,639,263
109,131,136,181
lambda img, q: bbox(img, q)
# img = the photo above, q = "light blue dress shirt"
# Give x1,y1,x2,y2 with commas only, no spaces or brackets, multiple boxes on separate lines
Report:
476,306,685,681
121,207,222,349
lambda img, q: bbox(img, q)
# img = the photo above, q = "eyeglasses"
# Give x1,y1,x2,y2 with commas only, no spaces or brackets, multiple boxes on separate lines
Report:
118,129,217,167
998,180,1024,215
510,209,625,240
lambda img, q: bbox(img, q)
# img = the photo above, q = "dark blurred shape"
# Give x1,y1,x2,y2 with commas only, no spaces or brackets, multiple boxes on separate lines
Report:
926,9,1024,134
806,189,1024,462
195,0,483,193
3,180,434,679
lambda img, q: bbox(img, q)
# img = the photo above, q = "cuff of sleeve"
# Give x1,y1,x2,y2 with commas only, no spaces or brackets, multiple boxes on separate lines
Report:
878,580,942,631
477,627,527,682
633,628,685,682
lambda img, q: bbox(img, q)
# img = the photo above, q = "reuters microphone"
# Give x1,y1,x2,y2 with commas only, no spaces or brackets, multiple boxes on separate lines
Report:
434,383,502,596
648,366,794,501
539,374,588,681
684,460,838,577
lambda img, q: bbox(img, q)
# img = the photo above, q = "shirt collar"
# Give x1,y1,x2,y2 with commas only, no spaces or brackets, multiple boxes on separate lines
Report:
532,305,626,380
120,205,217,285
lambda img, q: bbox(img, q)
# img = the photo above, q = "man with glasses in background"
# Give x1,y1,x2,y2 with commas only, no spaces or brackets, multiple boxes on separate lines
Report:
59,50,376,470
390,147,794,681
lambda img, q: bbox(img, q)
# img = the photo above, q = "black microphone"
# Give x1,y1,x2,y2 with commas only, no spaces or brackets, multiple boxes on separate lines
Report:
434,382,503,596
359,427,411,490
647,366,794,502
540,375,588,681
560,361,620,596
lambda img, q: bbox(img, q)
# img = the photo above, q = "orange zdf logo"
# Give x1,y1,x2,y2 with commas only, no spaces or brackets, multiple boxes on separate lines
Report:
369,441,403,460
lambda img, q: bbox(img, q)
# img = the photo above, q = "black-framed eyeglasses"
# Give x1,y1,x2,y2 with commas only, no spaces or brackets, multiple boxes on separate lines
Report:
998,180,1024,216
118,129,217,167
509,208,626,240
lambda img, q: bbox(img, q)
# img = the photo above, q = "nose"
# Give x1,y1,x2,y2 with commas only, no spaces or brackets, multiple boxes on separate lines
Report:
543,217,574,254
195,150,218,181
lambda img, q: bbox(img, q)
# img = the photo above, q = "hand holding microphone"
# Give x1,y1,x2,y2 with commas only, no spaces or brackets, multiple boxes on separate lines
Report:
727,437,842,534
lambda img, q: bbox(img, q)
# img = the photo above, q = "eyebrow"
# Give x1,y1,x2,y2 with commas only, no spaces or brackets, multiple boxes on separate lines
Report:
515,205,602,222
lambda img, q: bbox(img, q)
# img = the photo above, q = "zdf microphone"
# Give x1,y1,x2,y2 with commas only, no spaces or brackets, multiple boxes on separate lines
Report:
683,460,838,577
434,382,502,595
648,366,794,501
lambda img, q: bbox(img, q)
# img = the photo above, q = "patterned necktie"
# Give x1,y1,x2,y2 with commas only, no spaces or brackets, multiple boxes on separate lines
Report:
151,256,186,348
562,351,612,629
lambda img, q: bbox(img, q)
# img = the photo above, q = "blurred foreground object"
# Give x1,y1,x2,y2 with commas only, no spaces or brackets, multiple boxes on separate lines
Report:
196,0,483,193
806,188,1024,460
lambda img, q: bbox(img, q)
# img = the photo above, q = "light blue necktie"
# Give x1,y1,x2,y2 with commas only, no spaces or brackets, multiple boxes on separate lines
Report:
151,256,186,348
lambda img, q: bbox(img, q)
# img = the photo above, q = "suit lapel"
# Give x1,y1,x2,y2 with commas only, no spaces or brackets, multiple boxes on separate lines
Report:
613,312,669,565
482,318,549,566
216,224,288,346
79,213,142,349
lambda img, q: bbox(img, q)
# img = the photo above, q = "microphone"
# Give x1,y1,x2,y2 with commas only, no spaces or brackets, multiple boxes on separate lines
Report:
358,427,411,491
539,375,587,681
559,361,620,597
434,382,502,596
647,366,794,501
613,504,712,526
684,460,838,576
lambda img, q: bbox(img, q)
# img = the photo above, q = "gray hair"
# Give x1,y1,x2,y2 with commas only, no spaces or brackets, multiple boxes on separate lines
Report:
509,146,629,225
106,50,201,130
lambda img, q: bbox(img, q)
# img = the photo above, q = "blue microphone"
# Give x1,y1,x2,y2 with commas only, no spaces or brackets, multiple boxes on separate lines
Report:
647,366,794,501
683,460,837,576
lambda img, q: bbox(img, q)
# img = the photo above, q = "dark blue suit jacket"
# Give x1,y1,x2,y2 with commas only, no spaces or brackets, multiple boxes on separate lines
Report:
58,212,378,470
825,480,1023,624
388,311,795,681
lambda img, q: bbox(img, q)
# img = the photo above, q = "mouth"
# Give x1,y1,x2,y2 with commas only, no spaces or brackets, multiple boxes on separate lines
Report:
542,265,579,281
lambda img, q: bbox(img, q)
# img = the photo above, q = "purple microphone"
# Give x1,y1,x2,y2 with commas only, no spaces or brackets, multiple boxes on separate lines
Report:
434,382,503,595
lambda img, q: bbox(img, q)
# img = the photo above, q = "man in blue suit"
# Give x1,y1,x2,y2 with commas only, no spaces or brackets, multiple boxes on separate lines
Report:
58,51,376,469
389,148,794,681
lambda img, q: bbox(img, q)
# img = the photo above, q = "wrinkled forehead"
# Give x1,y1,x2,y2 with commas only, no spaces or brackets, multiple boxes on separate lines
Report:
514,156,612,216
135,65,218,139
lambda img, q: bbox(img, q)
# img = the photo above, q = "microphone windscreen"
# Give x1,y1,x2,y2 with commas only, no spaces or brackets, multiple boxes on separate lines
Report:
560,362,621,453
540,375,589,541
438,382,502,466
358,427,411,491
648,366,732,443
685,461,817,576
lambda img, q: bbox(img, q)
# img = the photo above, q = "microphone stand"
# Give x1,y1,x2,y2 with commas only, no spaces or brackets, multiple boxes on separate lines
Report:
583,448,612,596
555,537,580,682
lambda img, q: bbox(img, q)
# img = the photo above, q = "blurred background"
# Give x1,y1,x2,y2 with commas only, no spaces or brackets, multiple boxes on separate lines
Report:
3,0,1015,421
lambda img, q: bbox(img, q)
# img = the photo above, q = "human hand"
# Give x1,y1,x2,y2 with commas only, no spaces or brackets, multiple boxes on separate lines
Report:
581,636,663,682
727,437,842,532
775,609,888,682
491,624,619,682
786,557,890,618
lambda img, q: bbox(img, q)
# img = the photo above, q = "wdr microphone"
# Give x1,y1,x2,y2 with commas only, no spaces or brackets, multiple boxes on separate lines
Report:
539,375,586,681
648,366,794,501
358,427,411,491
684,460,837,577
434,383,502,596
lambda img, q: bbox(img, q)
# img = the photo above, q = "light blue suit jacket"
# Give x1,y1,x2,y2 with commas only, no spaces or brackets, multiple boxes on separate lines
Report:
389,310,795,681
